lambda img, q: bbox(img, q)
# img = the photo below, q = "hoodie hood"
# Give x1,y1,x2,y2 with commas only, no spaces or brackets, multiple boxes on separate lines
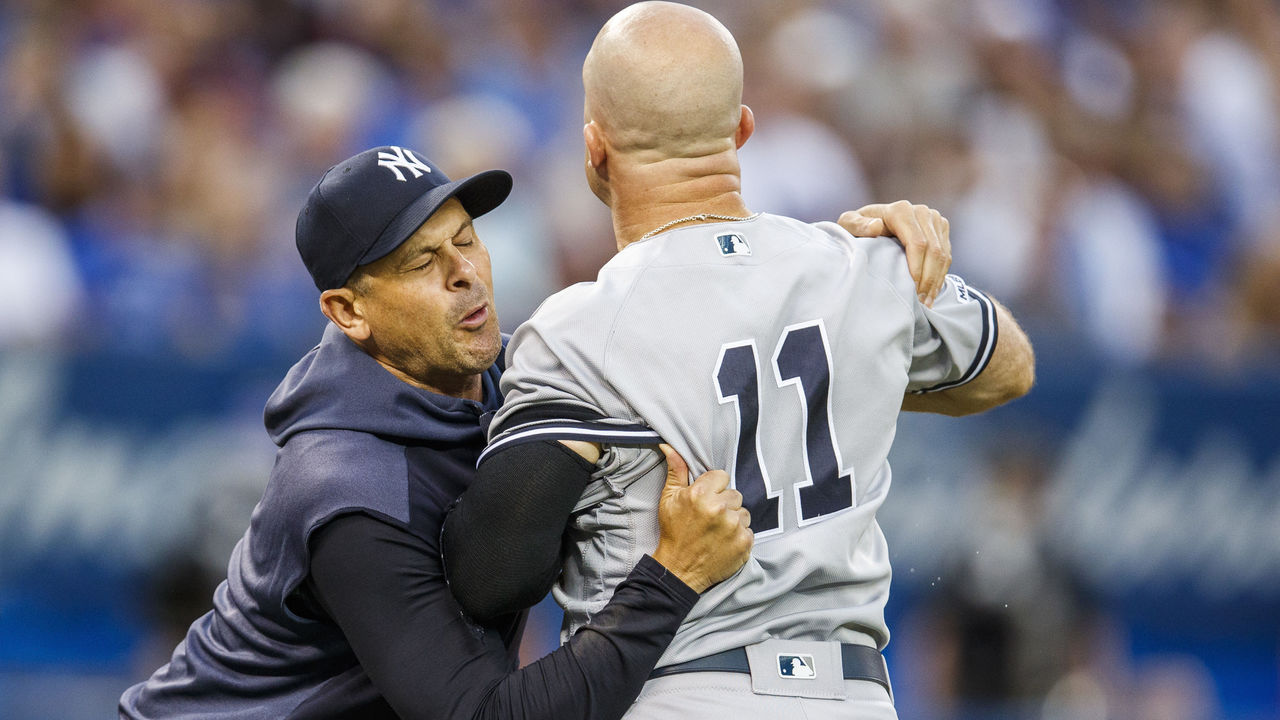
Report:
265,323,503,447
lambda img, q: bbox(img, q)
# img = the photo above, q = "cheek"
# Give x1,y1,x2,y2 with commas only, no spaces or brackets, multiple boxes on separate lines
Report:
473,249,496,287
380,287,447,336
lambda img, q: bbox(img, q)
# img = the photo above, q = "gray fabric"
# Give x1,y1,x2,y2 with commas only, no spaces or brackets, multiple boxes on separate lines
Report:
491,213,994,667
622,671,897,720
744,639,847,699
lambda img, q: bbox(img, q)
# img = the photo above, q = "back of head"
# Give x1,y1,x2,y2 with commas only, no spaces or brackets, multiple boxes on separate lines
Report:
584,2,743,158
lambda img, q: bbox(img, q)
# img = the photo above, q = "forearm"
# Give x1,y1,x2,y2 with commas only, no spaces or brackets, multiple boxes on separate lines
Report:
472,555,697,720
903,298,1035,416
443,441,595,620
309,516,697,720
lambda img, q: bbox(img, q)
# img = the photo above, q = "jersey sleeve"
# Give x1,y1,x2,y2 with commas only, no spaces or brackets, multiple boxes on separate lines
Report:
482,294,661,464
905,273,999,394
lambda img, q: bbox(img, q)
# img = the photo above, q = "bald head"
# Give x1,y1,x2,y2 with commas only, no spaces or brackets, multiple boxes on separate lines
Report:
584,2,743,156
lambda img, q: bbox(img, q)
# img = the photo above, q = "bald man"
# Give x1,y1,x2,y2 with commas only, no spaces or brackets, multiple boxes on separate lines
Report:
444,3,1035,719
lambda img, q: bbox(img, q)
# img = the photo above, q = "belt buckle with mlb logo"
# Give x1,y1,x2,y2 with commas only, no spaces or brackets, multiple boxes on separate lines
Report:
748,640,844,698
777,653,816,679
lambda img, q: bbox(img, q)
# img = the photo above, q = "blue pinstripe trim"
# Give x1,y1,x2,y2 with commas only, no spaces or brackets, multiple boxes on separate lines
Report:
911,287,998,394
478,420,661,466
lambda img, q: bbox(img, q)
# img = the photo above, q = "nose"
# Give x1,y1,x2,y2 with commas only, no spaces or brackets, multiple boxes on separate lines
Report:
444,245,478,289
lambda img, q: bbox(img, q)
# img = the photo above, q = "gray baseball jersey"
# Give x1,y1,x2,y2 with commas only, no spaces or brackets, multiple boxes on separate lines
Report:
483,212,996,666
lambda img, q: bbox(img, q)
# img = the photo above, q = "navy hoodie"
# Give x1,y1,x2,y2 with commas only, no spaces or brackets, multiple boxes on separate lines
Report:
120,323,508,718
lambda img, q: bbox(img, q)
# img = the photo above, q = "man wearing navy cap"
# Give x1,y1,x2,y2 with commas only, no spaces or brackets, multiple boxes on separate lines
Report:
119,146,755,719
119,143,951,719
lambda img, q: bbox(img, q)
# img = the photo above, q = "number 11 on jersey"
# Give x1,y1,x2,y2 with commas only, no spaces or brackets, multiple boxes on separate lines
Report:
714,319,855,538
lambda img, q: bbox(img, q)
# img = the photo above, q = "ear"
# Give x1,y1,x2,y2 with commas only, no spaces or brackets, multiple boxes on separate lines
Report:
319,288,371,343
584,121,607,172
734,105,755,149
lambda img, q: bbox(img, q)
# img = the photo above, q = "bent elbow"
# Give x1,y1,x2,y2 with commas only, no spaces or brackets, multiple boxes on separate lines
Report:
1008,354,1035,401
1012,341,1036,398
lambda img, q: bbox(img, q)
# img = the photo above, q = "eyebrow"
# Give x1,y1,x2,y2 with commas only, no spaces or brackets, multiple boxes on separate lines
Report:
396,218,473,269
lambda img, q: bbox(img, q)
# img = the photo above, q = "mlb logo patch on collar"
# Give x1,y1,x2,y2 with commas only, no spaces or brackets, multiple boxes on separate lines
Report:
717,233,751,257
777,653,816,679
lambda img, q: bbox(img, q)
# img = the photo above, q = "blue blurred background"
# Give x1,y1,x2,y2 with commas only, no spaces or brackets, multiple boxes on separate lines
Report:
1,0,1278,718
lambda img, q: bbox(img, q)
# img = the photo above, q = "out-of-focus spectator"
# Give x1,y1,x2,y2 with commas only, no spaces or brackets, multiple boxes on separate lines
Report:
924,443,1092,712
1,0,1276,367
739,5,872,221
1054,175,1170,364
0,201,84,347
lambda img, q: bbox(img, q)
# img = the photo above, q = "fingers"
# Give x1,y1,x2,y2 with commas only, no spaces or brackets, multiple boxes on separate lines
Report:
837,210,886,238
889,201,929,302
659,443,689,488
913,205,945,307
689,468,731,494
721,486,743,510
921,206,950,306
851,201,952,307
651,457,754,592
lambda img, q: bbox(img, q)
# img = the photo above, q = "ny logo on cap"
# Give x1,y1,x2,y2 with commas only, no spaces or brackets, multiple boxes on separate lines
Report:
377,146,433,182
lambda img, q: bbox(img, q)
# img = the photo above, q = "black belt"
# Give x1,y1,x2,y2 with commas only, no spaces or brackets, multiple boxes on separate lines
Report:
649,644,890,694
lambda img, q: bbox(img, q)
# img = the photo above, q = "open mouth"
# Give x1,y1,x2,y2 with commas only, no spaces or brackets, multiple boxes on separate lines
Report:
460,304,488,327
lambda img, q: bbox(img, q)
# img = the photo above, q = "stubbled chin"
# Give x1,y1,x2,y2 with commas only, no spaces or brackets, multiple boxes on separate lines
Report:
464,324,503,368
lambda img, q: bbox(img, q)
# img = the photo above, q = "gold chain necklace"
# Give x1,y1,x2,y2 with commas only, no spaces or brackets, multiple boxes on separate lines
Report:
640,212,760,241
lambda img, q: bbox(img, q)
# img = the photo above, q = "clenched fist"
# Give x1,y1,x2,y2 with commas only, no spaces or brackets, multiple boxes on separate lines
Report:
650,444,753,593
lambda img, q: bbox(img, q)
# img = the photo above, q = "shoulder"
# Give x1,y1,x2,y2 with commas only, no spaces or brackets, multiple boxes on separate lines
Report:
263,429,412,533
508,275,633,360
736,214,910,276
807,220,917,310
811,220,909,268
525,281,608,327
226,429,416,628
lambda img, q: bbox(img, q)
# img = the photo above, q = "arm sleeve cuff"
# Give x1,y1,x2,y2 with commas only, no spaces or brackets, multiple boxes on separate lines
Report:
631,554,700,609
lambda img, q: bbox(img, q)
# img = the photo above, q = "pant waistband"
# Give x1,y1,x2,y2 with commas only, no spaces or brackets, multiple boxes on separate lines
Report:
649,643,889,694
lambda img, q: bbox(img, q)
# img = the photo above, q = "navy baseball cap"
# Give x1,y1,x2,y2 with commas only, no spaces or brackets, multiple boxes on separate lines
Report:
296,145,513,290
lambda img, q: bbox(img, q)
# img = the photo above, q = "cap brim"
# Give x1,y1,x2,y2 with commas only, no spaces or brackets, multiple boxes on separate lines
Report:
359,169,514,268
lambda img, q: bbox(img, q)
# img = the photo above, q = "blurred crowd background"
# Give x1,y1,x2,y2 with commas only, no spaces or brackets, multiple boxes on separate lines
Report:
0,0,1277,718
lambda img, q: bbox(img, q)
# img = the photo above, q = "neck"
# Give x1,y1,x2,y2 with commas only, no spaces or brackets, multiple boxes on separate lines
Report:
376,357,484,402
608,152,752,250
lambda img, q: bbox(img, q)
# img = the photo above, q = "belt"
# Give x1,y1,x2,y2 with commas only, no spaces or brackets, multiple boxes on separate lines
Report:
649,643,890,694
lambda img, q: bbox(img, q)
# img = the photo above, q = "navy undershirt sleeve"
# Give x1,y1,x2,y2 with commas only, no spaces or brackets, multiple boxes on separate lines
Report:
443,439,596,620
307,513,697,720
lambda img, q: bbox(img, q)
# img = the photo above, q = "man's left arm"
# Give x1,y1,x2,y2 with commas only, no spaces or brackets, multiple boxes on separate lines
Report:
838,201,1034,414
901,295,1034,416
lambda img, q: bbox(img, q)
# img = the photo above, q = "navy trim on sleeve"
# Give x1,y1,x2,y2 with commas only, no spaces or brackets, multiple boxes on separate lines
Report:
491,403,613,435
480,403,662,466
910,287,998,395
